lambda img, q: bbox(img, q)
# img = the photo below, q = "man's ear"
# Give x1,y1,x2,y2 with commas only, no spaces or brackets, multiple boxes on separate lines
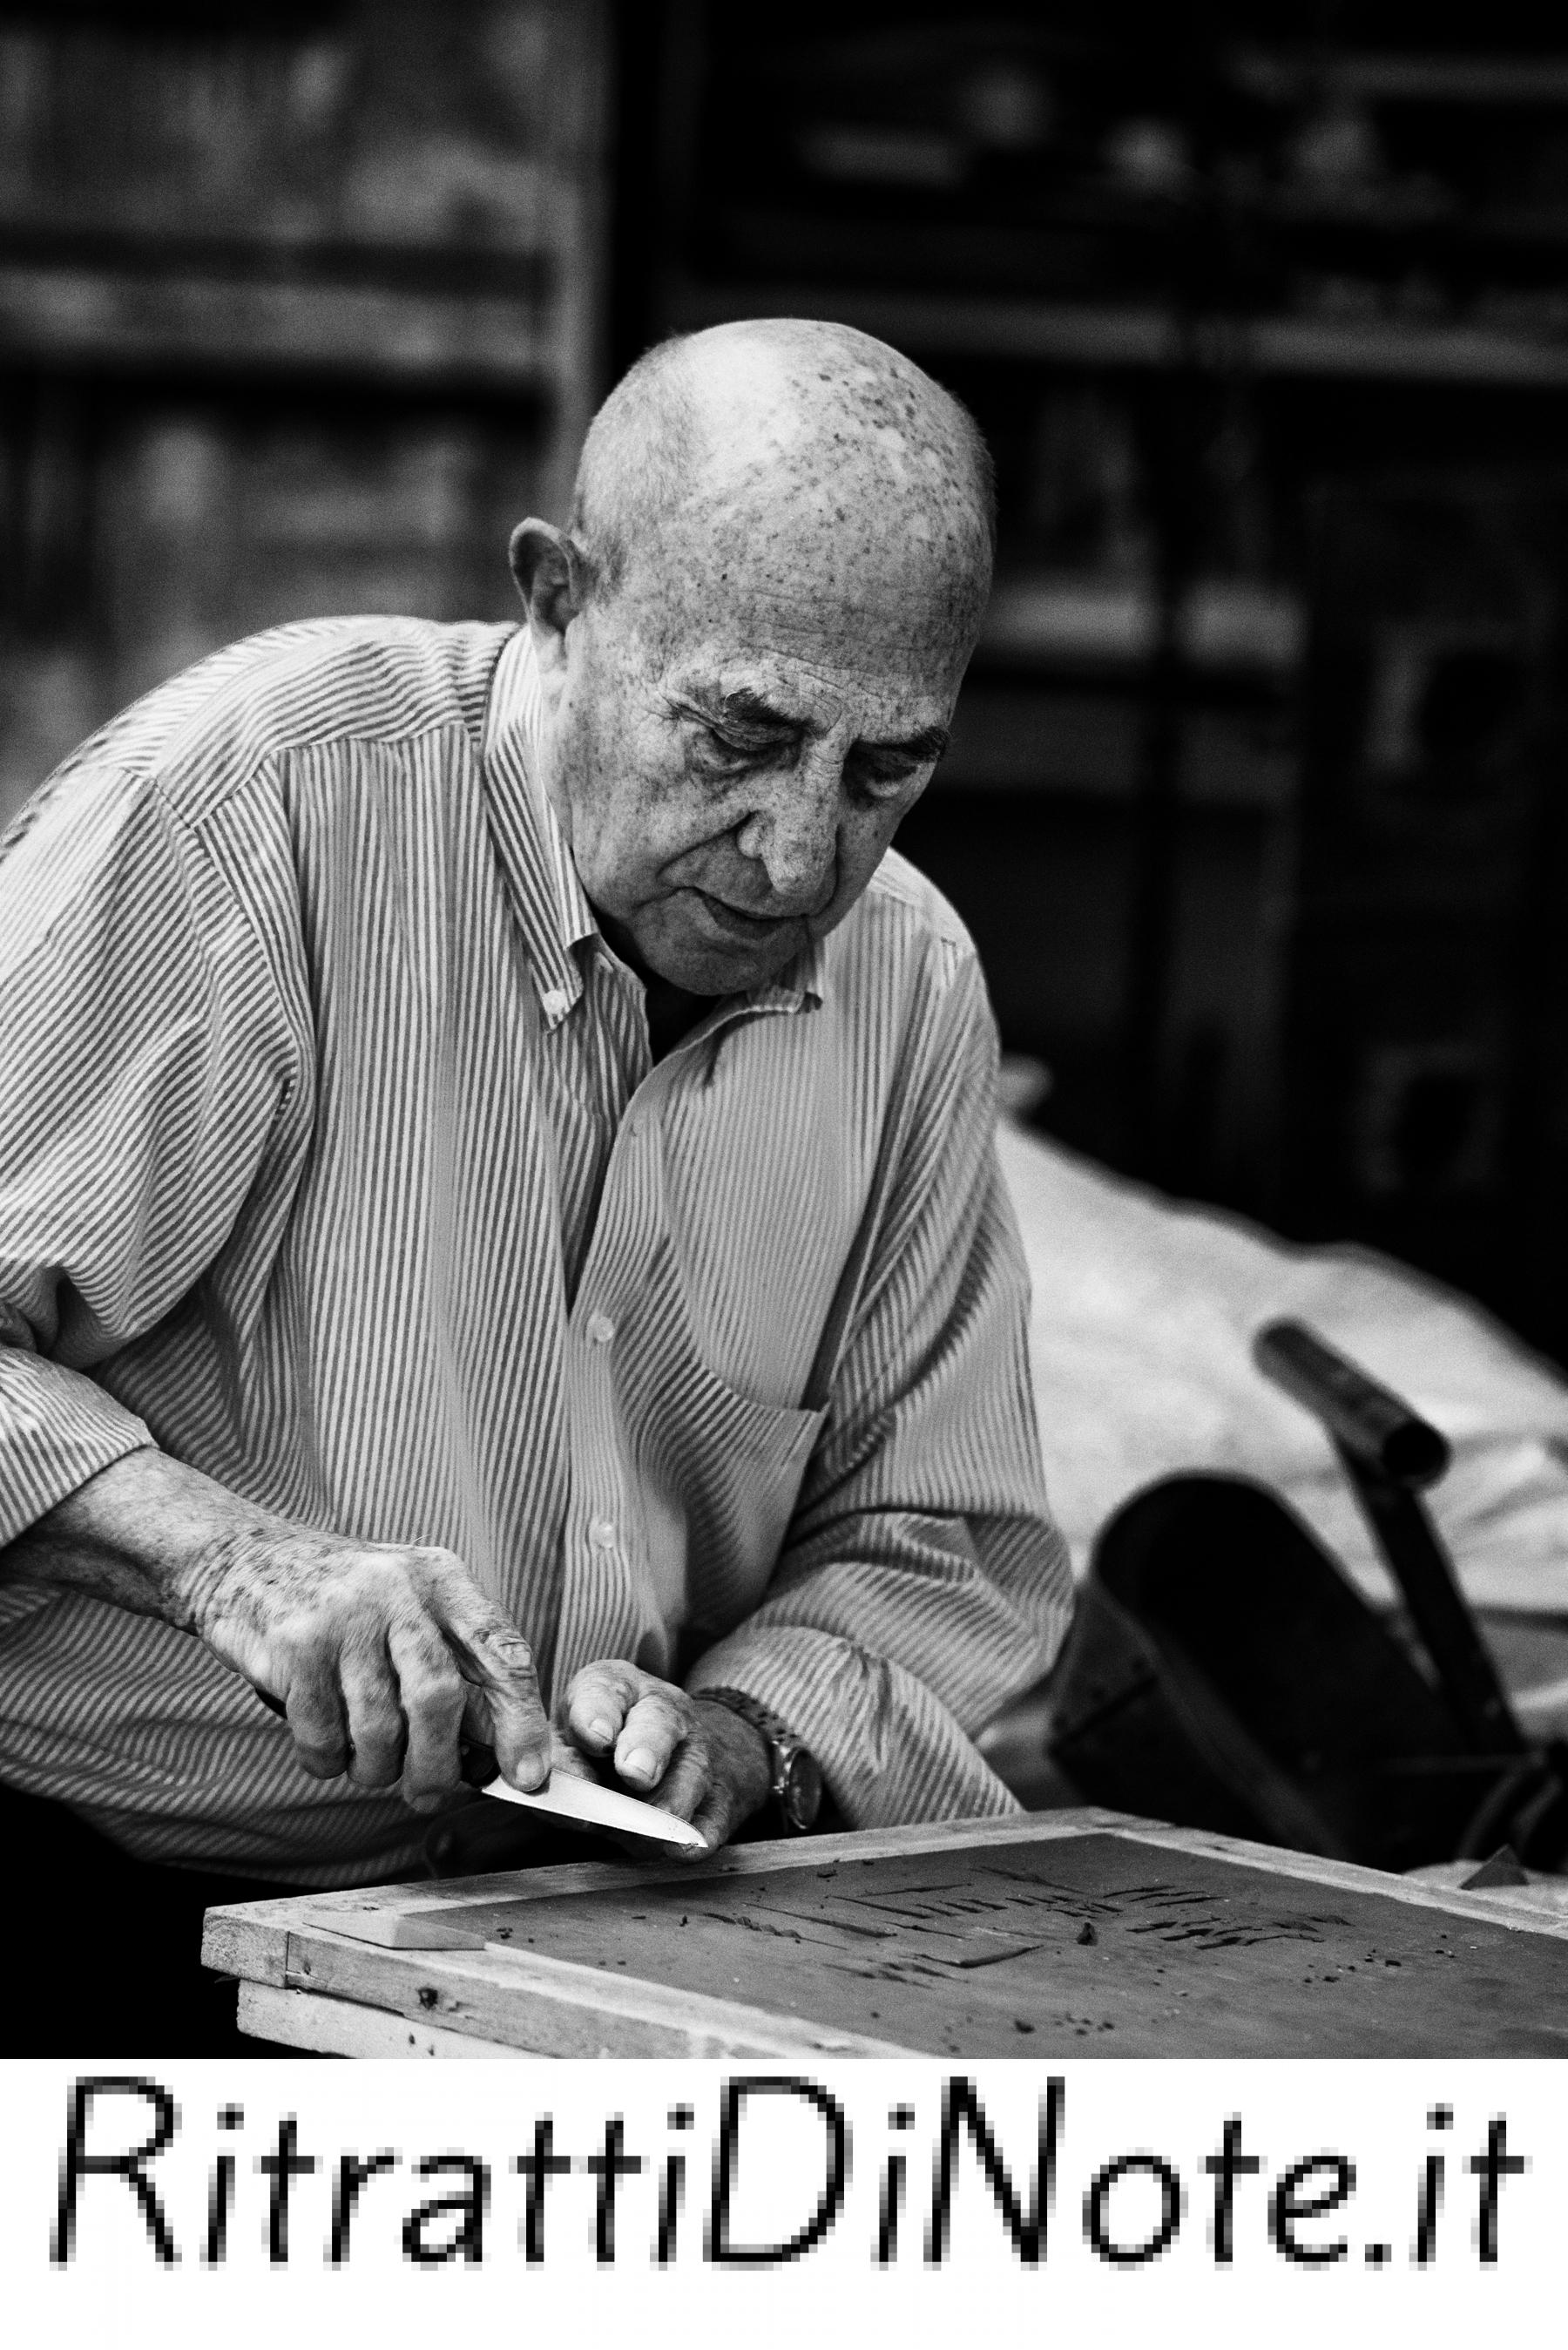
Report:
509,519,590,675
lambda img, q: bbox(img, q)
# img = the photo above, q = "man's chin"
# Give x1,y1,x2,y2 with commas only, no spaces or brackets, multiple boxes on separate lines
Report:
634,896,808,998
640,923,802,999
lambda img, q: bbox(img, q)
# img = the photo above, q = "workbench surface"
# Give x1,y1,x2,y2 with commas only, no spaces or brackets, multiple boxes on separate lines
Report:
203,1808,1568,2059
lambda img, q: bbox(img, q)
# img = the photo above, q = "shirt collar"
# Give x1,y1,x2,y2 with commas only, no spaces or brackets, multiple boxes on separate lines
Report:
747,932,827,1016
482,626,595,1029
482,626,828,1031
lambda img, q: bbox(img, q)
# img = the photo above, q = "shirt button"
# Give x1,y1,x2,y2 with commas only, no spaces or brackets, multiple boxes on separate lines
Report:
540,986,567,1018
587,1312,615,1346
589,1518,618,1551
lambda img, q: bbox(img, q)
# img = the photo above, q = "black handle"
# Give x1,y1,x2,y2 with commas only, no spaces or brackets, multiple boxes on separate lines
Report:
1254,1318,1450,1489
1254,1317,1526,1756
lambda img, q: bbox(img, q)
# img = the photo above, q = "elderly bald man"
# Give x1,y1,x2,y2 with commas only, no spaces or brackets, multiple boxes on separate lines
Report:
0,321,1071,1912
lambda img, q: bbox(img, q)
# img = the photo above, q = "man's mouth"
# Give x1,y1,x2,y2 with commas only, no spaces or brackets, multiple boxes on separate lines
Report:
690,890,798,940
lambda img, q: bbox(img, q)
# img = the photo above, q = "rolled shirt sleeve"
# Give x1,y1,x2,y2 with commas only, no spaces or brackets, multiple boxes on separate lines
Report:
0,761,299,1545
687,953,1073,1826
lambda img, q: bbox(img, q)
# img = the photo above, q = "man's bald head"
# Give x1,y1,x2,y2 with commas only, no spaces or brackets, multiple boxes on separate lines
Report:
564,319,995,656
509,319,997,996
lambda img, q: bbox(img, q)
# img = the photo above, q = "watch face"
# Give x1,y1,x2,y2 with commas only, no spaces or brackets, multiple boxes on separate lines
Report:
780,1747,824,1832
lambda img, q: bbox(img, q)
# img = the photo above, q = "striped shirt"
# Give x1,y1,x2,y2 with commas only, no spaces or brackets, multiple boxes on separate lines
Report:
0,617,1072,1883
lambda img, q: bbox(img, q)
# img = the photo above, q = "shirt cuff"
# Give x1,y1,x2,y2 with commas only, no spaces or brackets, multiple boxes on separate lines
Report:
0,1345,154,1547
687,1624,1021,1829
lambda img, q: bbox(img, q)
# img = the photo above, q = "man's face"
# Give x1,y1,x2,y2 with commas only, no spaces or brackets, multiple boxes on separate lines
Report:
537,572,968,997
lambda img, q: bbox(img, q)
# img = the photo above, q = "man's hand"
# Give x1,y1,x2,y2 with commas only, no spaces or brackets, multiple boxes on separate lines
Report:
558,1659,772,1856
185,1527,551,1811
9,1446,551,1812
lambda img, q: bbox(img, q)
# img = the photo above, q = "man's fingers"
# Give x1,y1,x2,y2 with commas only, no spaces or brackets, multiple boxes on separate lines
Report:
480,1639,551,1790
563,1659,643,1756
686,1778,740,1856
389,1619,467,1809
460,1680,497,1751
339,1636,408,1790
546,1728,601,1785
613,1686,693,1792
282,1657,348,1780
429,1569,549,1791
558,1661,715,1810
644,1731,712,1824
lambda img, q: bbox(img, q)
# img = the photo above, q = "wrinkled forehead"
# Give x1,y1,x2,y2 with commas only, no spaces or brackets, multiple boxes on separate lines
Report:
622,556,978,711
624,482,986,686
708,472,980,599
649,618,963,739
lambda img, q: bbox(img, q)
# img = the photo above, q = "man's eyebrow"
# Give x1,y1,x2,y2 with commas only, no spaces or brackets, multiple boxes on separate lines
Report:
685,687,950,764
684,686,802,733
863,721,950,763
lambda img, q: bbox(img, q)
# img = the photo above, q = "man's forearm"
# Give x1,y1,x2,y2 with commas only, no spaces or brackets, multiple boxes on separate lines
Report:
4,1443,284,1626
3,1443,555,1808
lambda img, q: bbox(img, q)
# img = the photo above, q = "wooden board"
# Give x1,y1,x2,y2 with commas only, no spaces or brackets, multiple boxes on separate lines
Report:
205,1810,1568,2060
237,1983,529,2060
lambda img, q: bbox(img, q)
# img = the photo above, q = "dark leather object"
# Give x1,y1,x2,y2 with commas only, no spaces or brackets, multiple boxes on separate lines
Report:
1047,1473,1568,1873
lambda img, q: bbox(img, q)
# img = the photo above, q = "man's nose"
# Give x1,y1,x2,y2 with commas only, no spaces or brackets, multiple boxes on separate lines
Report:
734,757,840,910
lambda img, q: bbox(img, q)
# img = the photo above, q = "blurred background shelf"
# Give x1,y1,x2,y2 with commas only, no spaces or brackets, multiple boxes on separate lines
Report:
977,573,1304,681
937,686,1295,810
0,0,607,822
0,247,560,389
670,279,1568,387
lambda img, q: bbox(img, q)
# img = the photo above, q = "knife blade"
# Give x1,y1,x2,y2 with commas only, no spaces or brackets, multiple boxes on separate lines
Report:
483,1766,709,1849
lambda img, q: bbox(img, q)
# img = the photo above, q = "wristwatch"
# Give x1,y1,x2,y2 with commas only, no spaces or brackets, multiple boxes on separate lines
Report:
699,1686,825,1832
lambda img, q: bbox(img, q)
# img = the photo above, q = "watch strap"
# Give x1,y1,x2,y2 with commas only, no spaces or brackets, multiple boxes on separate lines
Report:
697,1685,823,1831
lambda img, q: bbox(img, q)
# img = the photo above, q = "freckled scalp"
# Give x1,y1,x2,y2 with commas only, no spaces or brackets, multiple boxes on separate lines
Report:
566,320,995,657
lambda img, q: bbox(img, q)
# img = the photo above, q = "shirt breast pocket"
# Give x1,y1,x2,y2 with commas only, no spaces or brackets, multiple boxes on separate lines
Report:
632,1348,828,1630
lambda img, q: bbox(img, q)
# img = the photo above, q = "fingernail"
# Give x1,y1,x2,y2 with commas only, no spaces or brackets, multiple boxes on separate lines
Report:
622,1746,656,1782
584,1717,615,1746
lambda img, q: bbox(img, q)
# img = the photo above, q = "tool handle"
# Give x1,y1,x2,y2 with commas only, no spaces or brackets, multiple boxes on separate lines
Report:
1254,1318,1450,1489
1335,1445,1527,1755
1254,1317,1524,1755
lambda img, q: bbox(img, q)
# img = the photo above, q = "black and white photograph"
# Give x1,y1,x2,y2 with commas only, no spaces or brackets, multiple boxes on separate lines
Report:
1,3,1566,2326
